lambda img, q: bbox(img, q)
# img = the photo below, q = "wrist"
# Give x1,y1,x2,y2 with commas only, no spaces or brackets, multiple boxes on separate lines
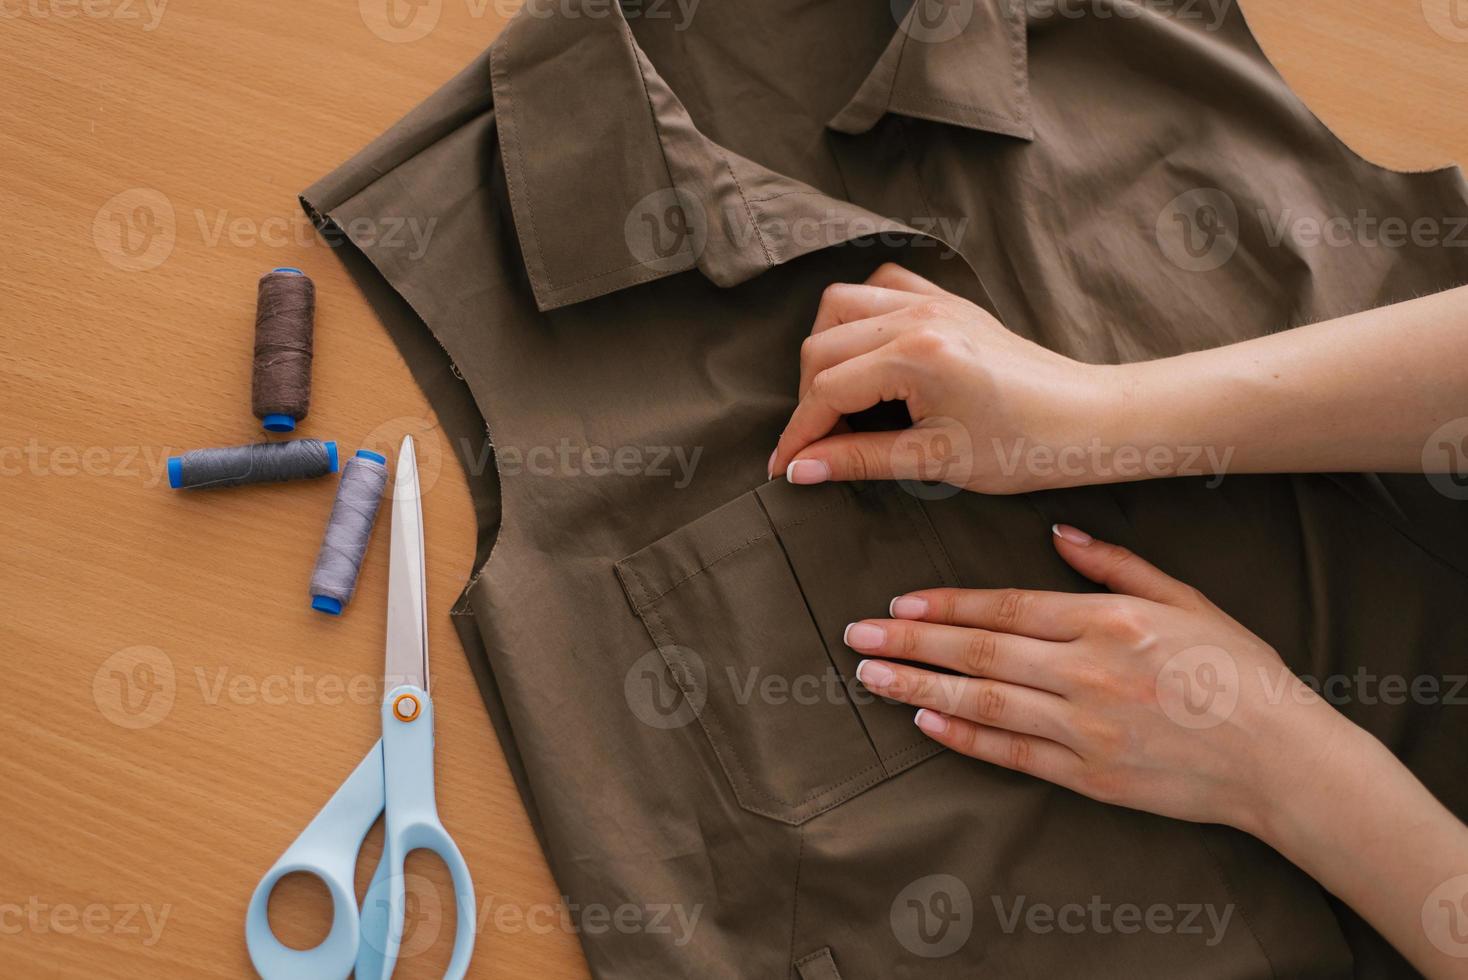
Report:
1102,354,1245,486
1063,360,1197,486
1239,691,1380,852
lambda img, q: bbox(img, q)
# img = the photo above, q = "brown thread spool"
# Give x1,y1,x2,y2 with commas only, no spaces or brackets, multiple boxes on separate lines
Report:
252,267,315,432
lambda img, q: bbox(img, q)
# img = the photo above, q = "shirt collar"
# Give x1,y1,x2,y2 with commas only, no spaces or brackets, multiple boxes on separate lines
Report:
490,1,1031,311
828,0,1034,139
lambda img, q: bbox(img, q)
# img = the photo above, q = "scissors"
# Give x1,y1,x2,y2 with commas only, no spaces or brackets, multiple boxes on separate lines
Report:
246,435,476,979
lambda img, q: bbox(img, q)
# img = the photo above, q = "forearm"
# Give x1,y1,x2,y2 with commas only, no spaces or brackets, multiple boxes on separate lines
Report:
1250,707,1468,977
1112,285,1468,477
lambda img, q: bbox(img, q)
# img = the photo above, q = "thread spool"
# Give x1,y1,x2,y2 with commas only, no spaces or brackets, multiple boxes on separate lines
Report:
252,267,315,433
309,450,390,615
167,439,339,490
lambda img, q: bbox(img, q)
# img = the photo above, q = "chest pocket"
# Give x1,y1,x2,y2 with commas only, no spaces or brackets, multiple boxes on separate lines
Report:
615,479,958,825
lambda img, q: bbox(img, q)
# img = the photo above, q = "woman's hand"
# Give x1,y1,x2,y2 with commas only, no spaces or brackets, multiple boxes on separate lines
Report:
773,265,1468,492
845,524,1346,835
854,527,1468,977
768,263,1122,495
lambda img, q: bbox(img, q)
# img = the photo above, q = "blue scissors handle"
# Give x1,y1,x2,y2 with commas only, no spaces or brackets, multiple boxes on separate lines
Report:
244,688,475,980
359,686,476,980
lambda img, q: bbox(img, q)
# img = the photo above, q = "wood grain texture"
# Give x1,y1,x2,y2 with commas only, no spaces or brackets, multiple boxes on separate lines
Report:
0,2,1463,976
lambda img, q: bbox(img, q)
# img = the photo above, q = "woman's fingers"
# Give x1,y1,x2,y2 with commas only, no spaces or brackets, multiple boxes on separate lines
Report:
799,308,924,398
1051,524,1201,608
913,711,1084,786
810,282,931,335
844,618,1066,693
854,659,1074,744
772,347,910,477
889,587,1103,641
864,261,952,297
781,425,965,485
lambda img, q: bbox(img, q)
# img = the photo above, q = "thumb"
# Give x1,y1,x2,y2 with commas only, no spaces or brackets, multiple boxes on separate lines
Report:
785,426,967,486
1050,525,1198,607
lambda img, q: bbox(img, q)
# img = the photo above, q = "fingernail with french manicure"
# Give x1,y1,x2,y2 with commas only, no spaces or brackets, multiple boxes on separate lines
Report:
855,659,894,687
890,595,927,619
915,709,949,735
786,459,830,485
844,622,885,651
1052,523,1093,546
767,449,777,480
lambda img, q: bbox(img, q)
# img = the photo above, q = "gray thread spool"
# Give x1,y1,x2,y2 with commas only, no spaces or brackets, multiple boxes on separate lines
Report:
252,268,315,433
167,439,339,490
309,450,389,615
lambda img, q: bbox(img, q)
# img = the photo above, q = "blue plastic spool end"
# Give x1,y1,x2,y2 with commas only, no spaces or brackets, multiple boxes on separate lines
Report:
355,449,387,465
312,595,344,615
167,457,183,489
325,441,339,473
262,413,296,433
272,267,305,276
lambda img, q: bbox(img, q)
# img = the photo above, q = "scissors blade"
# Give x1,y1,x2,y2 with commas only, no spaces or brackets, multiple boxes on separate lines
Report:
385,435,429,693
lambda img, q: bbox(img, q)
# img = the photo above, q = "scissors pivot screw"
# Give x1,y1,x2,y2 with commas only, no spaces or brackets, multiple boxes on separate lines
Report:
392,693,421,723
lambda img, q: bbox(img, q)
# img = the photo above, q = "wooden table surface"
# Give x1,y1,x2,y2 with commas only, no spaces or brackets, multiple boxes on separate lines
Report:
1,2,1464,977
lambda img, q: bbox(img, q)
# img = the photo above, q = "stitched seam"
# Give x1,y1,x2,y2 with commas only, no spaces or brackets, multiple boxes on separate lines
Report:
744,189,828,205
1006,0,1030,124
626,490,867,609
617,484,944,819
787,829,806,977
878,490,959,765
724,152,774,267
897,116,943,256
1194,830,1276,977
882,735,946,769
502,17,697,299
794,947,839,980
626,531,773,608
885,4,917,120
544,263,690,307
890,94,1024,128
758,490,884,766
542,255,693,292
628,559,894,812
491,33,550,293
